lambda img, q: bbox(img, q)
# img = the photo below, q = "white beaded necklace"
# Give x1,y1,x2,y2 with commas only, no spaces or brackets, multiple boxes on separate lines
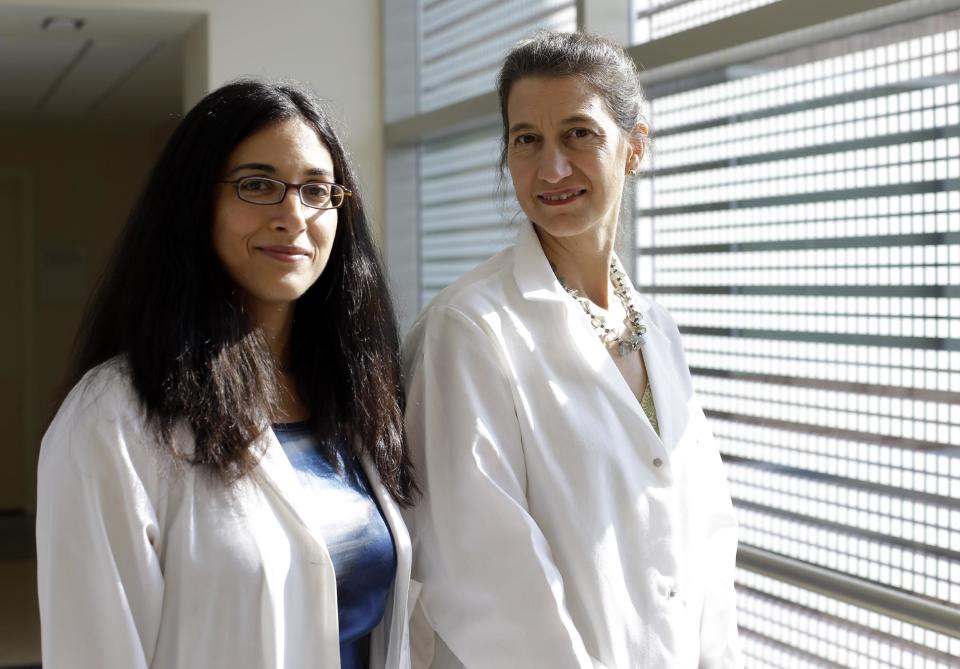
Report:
559,259,647,357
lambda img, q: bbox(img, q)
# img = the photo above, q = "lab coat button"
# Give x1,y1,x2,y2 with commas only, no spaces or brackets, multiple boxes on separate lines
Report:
652,457,663,468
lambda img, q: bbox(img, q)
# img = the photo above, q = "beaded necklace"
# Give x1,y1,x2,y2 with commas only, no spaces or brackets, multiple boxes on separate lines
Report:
559,259,647,357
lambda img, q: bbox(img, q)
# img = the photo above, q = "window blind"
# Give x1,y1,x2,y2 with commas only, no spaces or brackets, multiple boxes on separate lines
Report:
419,125,515,306
418,0,576,111
637,12,960,665
631,0,782,45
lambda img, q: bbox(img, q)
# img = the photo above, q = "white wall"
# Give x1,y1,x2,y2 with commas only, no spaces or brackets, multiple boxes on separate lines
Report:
199,0,384,233
2,0,385,237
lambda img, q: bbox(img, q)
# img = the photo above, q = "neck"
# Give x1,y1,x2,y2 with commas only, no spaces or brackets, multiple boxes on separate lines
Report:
246,299,295,369
535,221,617,309
247,299,308,423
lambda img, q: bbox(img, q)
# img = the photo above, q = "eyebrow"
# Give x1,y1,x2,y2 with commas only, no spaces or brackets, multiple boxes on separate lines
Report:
508,114,600,135
508,122,535,135
560,113,599,126
228,162,335,179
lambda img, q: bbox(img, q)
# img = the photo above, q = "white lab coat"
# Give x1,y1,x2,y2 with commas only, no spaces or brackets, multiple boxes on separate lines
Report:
402,221,742,669
36,358,414,669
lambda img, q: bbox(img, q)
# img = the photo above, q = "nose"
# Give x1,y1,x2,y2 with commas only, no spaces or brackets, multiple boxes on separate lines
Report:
537,141,572,183
270,188,309,233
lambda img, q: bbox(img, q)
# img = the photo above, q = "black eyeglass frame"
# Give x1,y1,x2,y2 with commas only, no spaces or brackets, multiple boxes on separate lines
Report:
217,176,353,210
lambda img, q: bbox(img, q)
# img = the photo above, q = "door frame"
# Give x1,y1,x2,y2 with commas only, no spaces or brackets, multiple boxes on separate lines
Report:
0,168,37,516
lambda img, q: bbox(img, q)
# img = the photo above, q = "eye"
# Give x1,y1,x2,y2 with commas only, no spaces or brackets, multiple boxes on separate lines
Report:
238,177,276,194
236,177,286,205
513,133,539,146
300,182,337,208
301,182,331,199
569,127,595,139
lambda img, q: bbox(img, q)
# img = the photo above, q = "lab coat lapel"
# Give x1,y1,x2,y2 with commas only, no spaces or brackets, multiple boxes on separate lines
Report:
255,435,412,668
254,430,336,566
511,221,654,437
560,289,671,448
249,429,341,664
638,316,685,455
511,220,687,455
361,455,412,669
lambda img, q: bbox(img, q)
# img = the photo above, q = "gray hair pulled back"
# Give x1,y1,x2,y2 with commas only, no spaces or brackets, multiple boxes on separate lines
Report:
496,30,647,172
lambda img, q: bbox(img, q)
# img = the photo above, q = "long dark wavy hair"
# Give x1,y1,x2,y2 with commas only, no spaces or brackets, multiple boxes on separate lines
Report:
66,79,417,504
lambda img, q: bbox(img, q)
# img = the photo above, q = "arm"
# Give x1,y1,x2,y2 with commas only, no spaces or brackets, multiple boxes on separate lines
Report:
404,306,600,669
36,374,165,669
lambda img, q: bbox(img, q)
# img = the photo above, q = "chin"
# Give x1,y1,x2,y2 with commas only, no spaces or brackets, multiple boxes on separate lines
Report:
247,285,311,307
530,214,599,240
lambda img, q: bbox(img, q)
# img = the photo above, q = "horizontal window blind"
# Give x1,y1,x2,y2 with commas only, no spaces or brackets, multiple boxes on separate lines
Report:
418,0,576,111
636,11,960,664
631,0,782,45
737,568,959,667
419,125,515,306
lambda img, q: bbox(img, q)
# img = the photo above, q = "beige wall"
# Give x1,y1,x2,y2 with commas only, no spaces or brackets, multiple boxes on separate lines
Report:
1,0,385,237
0,127,162,512
0,175,29,510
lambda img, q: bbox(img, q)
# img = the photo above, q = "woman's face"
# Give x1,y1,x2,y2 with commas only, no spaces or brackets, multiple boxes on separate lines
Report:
212,117,338,314
506,75,644,243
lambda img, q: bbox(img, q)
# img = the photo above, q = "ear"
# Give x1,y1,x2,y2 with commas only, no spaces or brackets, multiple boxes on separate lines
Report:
625,122,649,174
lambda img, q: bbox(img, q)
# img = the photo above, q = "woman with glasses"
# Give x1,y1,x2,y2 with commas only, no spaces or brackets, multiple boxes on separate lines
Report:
403,32,742,668
37,80,417,669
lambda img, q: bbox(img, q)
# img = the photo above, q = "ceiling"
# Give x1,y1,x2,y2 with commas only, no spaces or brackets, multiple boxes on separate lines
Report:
0,4,203,127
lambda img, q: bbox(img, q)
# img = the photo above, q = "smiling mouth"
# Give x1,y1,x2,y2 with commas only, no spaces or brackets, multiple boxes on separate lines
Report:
257,246,310,263
538,189,586,205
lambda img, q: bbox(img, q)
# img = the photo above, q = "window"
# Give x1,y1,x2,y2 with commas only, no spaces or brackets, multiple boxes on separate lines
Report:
637,8,960,664
419,125,510,306
384,1,960,663
419,0,576,111
631,0,783,44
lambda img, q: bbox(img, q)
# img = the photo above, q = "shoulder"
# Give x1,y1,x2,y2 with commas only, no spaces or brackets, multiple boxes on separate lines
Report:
51,358,140,427
51,357,142,430
402,248,524,383
405,248,517,345
39,357,166,478
424,246,518,317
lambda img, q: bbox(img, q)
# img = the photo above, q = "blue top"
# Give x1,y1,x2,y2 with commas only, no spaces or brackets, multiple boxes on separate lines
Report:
273,421,396,669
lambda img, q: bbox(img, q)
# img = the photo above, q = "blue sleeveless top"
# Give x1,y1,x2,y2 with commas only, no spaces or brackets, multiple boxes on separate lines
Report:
273,422,396,669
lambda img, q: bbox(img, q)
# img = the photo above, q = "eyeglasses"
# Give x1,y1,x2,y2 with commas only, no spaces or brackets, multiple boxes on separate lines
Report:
218,176,352,209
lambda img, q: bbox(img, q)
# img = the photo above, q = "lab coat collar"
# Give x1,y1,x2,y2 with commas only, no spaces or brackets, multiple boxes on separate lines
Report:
511,220,570,303
511,219,658,320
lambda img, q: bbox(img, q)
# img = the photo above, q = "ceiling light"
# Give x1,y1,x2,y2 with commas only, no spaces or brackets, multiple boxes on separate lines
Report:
41,17,85,32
